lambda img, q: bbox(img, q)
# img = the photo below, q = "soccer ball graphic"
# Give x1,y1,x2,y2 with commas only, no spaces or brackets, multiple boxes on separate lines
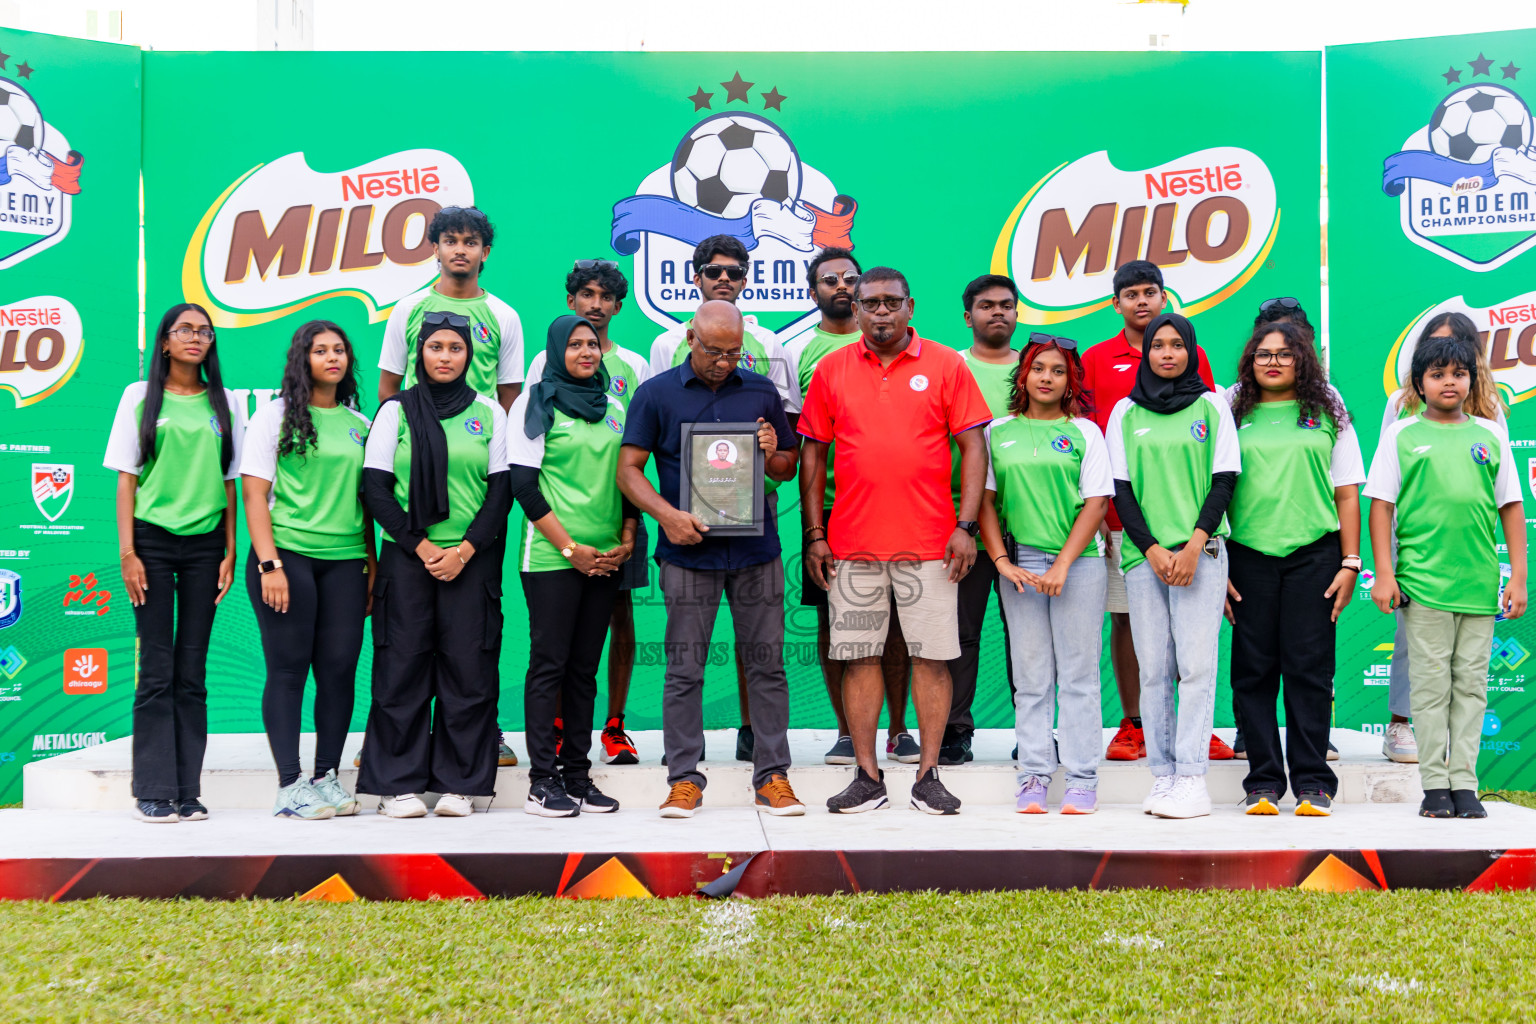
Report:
671,113,801,219
50,467,68,485
0,78,43,154
1428,85,1532,164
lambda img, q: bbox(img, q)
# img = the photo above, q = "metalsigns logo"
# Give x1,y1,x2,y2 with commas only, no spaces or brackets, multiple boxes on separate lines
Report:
1381,54,1535,270
609,72,858,339
1385,293,1536,404
183,150,474,328
0,70,85,270
0,296,83,407
992,147,1279,325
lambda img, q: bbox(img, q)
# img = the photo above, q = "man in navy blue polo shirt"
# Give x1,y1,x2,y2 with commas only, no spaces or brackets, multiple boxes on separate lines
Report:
618,301,804,819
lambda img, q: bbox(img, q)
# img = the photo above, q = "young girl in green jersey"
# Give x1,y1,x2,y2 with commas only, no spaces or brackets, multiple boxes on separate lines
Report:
104,303,243,824
1365,334,1527,819
241,321,374,821
1224,321,1364,817
979,336,1112,814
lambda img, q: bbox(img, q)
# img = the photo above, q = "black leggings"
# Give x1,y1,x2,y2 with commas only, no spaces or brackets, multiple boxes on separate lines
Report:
523,568,620,783
246,549,367,787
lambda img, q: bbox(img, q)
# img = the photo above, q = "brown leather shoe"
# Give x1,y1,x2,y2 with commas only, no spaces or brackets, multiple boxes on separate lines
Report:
754,774,805,816
659,781,703,818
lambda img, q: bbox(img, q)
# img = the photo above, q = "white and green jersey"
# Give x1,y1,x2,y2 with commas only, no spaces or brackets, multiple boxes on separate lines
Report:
953,349,1018,550
526,343,650,413
379,284,525,398
985,414,1113,556
1105,392,1241,573
783,322,861,502
104,382,245,536
650,315,802,413
1224,387,1365,558
1364,414,1522,615
506,392,628,572
239,399,372,560
363,394,509,548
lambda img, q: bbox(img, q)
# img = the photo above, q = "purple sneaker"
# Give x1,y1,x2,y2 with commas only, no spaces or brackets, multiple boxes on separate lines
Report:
1060,787,1098,815
1015,776,1049,814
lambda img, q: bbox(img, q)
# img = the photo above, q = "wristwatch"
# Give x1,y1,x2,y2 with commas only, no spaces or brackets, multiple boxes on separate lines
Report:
956,520,980,538
561,543,576,559
257,558,284,575
1341,555,1363,573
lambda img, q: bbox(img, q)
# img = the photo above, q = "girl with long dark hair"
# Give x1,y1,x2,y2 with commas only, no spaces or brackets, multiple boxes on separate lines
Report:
358,312,511,818
1223,321,1364,816
104,302,243,823
240,320,374,820
978,335,1113,814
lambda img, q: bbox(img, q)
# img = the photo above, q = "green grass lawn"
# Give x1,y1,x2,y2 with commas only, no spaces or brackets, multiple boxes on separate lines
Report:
2,890,1534,1023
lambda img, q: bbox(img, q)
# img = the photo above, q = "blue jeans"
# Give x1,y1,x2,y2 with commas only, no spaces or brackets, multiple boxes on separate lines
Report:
1124,540,1229,777
999,546,1107,789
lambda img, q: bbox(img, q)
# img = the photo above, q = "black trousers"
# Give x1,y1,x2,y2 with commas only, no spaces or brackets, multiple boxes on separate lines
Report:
1228,533,1340,797
358,541,503,797
246,548,367,787
522,568,620,783
130,519,224,801
946,553,1013,737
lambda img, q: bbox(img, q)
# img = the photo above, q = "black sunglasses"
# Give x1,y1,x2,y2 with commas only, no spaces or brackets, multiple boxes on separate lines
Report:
1028,332,1079,351
574,259,619,271
699,263,747,282
1260,296,1301,312
423,311,471,329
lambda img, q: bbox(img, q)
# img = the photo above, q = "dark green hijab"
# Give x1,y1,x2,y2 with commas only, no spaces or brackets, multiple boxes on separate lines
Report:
523,314,611,439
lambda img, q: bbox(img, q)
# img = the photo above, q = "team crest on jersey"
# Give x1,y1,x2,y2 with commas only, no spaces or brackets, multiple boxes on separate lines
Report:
606,414,623,433
1190,419,1210,442
464,417,484,436
473,321,491,344
1298,415,1322,429
609,77,859,342
0,76,85,270
1471,441,1492,465
209,416,223,438
31,463,72,523
742,351,757,371
1051,435,1074,454
348,427,365,446
609,375,628,397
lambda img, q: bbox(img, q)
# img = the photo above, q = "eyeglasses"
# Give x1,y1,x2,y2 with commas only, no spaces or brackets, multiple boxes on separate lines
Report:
1028,332,1079,351
857,297,908,312
699,264,747,282
574,259,618,271
168,326,214,342
423,311,471,329
1260,297,1301,313
1253,350,1296,366
699,346,744,363
817,271,861,287
438,205,484,217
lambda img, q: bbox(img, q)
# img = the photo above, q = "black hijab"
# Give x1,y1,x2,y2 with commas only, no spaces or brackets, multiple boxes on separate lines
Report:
1130,312,1209,415
523,314,611,439
394,318,478,534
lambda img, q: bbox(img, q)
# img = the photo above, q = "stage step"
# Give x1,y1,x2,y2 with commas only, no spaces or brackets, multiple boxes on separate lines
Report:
23,729,1421,812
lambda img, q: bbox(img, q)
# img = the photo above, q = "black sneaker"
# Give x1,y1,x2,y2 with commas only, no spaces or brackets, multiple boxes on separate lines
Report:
1243,790,1281,815
910,767,961,815
565,777,619,814
176,799,209,821
736,726,755,762
1419,788,1454,818
1295,790,1333,817
1326,740,1340,762
524,777,580,818
132,798,179,823
936,732,973,767
827,767,888,813
1232,729,1248,760
1451,789,1487,819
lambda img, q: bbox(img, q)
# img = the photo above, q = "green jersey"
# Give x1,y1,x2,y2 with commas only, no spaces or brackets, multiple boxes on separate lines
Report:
507,393,628,572
1105,393,1241,573
1226,391,1365,558
363,394,509,548
380,285,525,398
103,382,243,536
1364,415,1521,615
240,400,372,559
985,415,1114,556
784,323,861,502
953,350,1019,550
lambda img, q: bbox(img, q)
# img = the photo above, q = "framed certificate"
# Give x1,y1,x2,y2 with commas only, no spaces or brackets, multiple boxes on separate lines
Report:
678,421,765,536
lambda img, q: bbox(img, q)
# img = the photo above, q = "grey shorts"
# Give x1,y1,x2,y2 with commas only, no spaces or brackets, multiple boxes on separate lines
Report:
827,557,959,661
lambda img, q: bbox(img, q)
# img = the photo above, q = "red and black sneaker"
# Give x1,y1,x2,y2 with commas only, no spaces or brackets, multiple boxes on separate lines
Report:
1208,733,1236,760
600,715,639,765
1105,718,1145,760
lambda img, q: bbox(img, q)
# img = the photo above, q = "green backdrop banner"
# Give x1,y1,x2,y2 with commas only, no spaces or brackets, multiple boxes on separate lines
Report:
0,28,142,802
1327,28,1536,791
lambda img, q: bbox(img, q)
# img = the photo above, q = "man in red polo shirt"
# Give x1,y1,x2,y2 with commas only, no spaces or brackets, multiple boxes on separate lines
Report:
800,266,993,815
1081,260,1231,762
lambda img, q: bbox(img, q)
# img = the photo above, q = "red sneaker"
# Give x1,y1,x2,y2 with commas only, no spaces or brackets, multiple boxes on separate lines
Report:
1106,718,1145,760
1209,733,1236,760
600,716,639,765
554,717,564,759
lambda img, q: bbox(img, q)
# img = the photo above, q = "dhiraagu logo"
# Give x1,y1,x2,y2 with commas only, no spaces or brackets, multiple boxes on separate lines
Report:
1387,292,1536,406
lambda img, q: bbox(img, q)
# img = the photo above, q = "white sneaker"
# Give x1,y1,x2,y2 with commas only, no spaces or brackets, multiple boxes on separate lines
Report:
1382,722,1419,763
1142,774,1176,814
434,793,474,817
378,794,428,818
1152,774,1212,819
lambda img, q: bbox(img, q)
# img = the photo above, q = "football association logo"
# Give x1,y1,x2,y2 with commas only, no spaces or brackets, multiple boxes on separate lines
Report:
1471,441,1492,465
1299,415,1322,429
1381,56,1536,271
605,414,623,433
30,463,72,522
0,75,85,270
1051,435,1074,454
609,74,858,341
1190,419,1209,442
610,375,628,397
463,417,484,436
